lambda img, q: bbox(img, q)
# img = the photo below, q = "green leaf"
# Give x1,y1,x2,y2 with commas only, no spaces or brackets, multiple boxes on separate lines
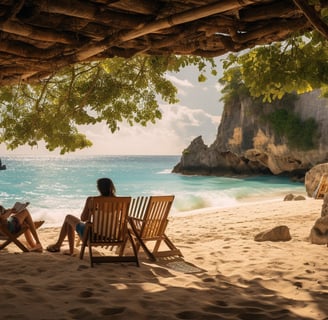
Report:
0,55,214,154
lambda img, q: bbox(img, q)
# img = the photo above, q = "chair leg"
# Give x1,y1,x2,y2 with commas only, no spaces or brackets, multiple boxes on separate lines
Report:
79,242,86,260
88,243,94,267
153,239,162,255
137,238,156,261
118,238,127,256
129,220,156,261
12,238,29,252
80,226,90,261
0,228,29,252
164,235,183,256
127,230,139,267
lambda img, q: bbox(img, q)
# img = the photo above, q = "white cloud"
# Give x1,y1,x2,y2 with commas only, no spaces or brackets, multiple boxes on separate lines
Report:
165,74,194,88
0,58,225,156
0,102,221,156
74,103,220,155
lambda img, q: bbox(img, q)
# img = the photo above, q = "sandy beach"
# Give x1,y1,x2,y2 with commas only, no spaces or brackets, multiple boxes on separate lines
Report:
0,197,327,320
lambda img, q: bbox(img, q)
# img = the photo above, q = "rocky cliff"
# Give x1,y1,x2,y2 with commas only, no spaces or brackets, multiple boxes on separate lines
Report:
173,90,328,179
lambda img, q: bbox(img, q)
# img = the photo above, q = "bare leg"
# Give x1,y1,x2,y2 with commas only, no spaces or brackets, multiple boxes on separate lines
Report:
67,223,76,255
47,214,80,253
24,229,36,248
54,220,70,247
13,210,42,251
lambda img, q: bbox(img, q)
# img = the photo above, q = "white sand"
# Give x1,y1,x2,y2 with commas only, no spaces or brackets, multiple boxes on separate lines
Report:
0,198,327,320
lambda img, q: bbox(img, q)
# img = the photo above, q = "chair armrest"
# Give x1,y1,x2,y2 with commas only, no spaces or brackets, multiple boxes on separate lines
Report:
128,217,143,222
128,217,143,230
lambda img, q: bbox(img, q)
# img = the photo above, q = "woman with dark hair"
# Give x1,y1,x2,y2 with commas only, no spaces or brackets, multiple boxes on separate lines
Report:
46,178,116,255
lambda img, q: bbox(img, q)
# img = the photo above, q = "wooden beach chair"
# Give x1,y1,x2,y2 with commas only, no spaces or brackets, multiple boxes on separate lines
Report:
313,174,328,199
0,220,44,252
79,196,139,267
128,195,183,261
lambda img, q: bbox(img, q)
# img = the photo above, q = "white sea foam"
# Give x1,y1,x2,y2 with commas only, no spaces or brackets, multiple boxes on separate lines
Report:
0,155,306,227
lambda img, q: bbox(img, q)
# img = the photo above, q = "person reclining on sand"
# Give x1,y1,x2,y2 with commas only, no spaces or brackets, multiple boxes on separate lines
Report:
0,205,43,252
46,177,116,256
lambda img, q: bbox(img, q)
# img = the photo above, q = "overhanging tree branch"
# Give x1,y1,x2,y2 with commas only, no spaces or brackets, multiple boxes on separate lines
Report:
293,0,328,39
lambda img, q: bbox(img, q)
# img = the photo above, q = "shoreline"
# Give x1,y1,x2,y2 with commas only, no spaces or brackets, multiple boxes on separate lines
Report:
171,189,308,218
0,197,327,319
32,190,308,228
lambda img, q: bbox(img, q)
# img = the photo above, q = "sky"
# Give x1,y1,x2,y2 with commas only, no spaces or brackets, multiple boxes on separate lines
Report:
0,58,226,156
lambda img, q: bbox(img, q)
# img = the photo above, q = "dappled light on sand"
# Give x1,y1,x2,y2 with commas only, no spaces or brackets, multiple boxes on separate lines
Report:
0,199,327,319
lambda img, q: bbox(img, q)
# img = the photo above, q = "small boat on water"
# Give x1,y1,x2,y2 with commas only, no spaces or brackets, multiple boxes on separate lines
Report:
0,158,6,170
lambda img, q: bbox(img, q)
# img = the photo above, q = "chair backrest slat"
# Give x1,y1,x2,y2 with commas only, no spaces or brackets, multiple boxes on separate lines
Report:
140,195,174,238
129,196,150,219
90,196,131,243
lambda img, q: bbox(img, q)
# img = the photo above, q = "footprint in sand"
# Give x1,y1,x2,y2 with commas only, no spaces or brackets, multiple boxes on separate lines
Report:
176,310,215,319
202,277,215,283
68,307,94,318
77,264,89,271
2,291,16,299
79,290,93,298
19,285,36,293
213,300,229,307
11,278,27,284
293,281,303,288
100,307,126,316
305,269,315,274
47,284,70,291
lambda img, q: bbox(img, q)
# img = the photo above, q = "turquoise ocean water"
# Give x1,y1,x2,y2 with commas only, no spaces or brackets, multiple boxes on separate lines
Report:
0,155,305,227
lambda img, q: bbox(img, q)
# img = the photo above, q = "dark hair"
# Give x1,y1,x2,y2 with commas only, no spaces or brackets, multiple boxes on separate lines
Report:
97,178,116,196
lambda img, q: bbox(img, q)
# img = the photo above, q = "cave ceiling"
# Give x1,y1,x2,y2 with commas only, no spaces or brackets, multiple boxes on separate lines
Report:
0,0,327,85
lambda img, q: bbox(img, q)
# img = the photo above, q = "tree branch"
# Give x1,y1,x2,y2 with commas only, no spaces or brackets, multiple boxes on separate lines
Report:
293,0,328,39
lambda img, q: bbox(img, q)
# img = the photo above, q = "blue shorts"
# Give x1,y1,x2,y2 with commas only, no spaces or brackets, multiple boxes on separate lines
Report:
7,216,21,233
76,222,86,238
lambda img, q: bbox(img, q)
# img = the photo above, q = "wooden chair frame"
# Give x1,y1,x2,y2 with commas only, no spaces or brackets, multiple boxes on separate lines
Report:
128,195,182,261
79,196,139,267
0,220,44,252
0,223,29,252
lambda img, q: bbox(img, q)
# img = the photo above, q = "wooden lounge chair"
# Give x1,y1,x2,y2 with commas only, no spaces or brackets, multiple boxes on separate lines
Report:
313,174,328,199
79,196,139,267
0,220,44,252
128,195,183,261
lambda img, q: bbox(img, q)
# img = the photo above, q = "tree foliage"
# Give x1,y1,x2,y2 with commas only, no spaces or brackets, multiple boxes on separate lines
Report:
0,55,215,154
219,67,249,104
221,31,328,102
219,68,320,151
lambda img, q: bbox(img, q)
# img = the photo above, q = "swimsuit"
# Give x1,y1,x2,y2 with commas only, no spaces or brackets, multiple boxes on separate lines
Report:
76,222,86,238
7,215,21,233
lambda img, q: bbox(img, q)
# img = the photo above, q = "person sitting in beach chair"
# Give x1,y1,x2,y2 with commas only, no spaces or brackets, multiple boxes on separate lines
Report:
0,204,43,252
46,177,117,256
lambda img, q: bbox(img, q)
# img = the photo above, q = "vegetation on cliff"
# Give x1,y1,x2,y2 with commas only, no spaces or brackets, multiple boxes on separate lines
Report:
220,68,319,151
265,108,319,150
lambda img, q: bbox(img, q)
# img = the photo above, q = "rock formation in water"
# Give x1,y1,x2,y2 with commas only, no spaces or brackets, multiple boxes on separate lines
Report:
173,90,328,179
